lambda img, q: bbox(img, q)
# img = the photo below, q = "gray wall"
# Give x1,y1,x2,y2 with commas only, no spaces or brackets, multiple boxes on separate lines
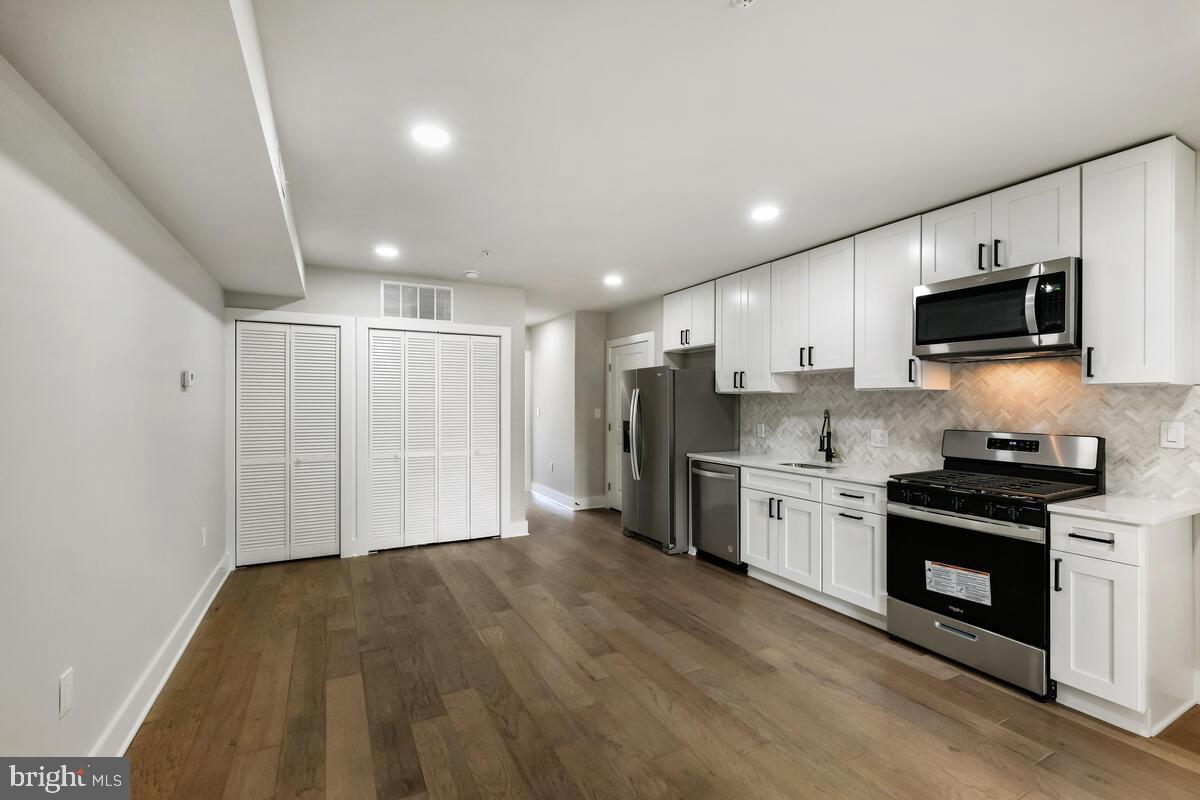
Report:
229,265,528,526
606,296,663,365
529,314,576,497
573,311,608,501
0,55,226,755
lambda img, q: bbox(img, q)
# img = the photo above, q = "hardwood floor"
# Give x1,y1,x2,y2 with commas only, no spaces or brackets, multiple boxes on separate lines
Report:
127,495,1200,799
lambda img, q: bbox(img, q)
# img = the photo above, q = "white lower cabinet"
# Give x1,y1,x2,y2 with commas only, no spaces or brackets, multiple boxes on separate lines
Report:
776,496,823,590
741,489,775,571
1050,550,1141,710
821,507,886,614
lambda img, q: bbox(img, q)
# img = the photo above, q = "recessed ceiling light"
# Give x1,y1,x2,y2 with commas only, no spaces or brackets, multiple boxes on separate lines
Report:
603,275,623,287
411,124,451,149
463,270,481,280
374,243,400,259
750,204,780,223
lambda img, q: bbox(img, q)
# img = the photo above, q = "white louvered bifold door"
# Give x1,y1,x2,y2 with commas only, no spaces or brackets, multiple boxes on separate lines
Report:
404,331,439,546
288,325,340,559
437,335,471,542
236,322,290,565
469,336,501,538
367,329,405,551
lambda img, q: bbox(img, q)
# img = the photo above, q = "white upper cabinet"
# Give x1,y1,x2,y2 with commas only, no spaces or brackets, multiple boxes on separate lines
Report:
771,237,854,373
854,217,950,390
663,281,715,352
1081,137,1196,385
921,195,992,283
716,265,799,393
991,166,1081,269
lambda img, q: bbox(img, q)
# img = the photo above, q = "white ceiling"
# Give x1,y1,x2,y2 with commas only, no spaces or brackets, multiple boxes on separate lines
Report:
0,0,305,297
252,0,1200,323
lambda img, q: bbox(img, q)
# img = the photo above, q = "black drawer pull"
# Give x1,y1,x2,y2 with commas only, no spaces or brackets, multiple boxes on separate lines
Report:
839,512,863,520
1068,532,1116,545
838,492,865,500
768,497,776,519
1085,347,1094,378
908,358,915,383
1053,557,1062,592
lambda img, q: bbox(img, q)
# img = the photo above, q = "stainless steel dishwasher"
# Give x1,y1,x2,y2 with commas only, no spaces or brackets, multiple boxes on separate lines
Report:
690,460,741,566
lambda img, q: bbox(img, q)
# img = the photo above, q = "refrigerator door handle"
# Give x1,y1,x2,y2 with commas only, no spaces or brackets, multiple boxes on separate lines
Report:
629,387,642,481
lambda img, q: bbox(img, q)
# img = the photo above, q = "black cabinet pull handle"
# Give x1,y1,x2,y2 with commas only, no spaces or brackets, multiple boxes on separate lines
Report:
1068,532,1116,545
977,242,985,270
681,331,685,346
839,512,863,520
839,492,865,500
768,497,775,519
739,371,745,389
1053,558,1063,592
808,346,813,366
993,239,1001,268
1085,347,1094,378
908,358,916,383
686,329,690,345
799,347,806,368
732,371,738,389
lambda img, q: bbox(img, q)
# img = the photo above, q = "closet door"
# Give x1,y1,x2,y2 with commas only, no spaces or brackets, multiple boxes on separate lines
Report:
437,335,471,542
469,336,501,538
288,326,340,558
366,329,405,551
236,322,290,566
404,332,439,545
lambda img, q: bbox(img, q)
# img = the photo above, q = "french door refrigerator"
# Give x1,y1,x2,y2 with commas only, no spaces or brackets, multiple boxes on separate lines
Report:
621,368,738,554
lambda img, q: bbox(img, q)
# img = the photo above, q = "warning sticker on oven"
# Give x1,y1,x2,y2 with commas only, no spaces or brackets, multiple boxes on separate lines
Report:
925,560,992,606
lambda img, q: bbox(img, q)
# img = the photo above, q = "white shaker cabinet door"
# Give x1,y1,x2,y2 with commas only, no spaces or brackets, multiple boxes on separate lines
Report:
921,194,991,283
741,489,776,572
776,496,822,591
991,166,1080,270
821,507,886,614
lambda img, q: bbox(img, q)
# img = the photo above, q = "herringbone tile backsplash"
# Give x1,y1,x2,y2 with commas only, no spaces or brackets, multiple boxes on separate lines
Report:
740,358,1200,501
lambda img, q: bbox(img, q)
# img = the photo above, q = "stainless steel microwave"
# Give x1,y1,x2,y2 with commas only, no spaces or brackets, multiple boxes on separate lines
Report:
913,257,1081,361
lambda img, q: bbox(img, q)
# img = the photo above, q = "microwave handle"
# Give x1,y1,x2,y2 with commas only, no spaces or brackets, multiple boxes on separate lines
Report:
1024,276,1039,335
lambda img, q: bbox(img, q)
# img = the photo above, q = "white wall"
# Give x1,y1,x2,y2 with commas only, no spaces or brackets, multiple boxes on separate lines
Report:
0,56,226,755
529,314,576,498
227,265,528,525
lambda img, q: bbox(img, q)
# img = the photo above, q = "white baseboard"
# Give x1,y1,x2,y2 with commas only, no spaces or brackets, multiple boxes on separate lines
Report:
502,519,530,538
91,558,230,756
530,484,605,512
747,567,887,631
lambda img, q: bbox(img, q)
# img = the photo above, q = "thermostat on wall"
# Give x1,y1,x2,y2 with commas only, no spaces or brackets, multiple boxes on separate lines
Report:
181,370,196,390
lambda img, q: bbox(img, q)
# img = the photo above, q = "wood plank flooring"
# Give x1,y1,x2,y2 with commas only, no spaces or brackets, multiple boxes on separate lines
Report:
127,495,1200,799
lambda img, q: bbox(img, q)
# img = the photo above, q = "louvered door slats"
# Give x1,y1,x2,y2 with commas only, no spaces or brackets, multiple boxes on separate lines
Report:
288,325,339,558
404,332,438,545
367,329,405,550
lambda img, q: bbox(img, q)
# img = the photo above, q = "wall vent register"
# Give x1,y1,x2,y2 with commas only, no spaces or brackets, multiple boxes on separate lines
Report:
382,281,453,322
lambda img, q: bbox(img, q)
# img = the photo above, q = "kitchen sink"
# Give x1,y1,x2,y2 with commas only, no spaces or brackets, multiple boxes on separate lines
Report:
778,462,837,469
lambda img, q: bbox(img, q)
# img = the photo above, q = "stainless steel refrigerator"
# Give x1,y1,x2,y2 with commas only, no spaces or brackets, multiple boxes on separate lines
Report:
621,368,739,553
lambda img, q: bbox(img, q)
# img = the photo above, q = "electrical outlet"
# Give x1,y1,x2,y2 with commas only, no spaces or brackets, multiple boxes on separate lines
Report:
201,526,207,548
755,422,767,439
870,428,889,448
593,408,601,420
59,668,73,718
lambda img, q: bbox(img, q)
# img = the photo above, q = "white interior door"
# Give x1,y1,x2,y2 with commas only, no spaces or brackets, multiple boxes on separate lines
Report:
287,325,340,559
367,329,405,551
236,322,290,566
404,331,438,546
236,321,339,566
469,336,501,538
605,336,653,510
437,335,471,542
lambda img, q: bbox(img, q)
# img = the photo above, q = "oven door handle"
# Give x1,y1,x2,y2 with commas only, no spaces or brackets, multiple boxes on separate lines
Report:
886,503,1045,543
1024,275,1039,336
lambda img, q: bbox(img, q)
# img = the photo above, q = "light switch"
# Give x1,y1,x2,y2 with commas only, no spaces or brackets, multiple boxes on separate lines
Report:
1160,421,1186,449
593,408,601,419
870,428,889,448
754,422,766,438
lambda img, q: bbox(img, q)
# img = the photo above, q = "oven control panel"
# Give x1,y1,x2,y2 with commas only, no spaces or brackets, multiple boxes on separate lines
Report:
887,483,1047,527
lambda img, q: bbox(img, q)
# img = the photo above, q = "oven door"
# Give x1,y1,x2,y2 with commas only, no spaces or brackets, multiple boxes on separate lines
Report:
886,504,1047,648
912,257,1079,359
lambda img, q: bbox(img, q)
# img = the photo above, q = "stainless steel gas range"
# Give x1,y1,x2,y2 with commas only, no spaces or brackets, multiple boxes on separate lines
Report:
886,430,1105,700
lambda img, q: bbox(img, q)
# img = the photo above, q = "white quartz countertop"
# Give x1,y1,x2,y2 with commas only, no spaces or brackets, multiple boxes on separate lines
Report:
1049,495,1200,526
687,450,938,488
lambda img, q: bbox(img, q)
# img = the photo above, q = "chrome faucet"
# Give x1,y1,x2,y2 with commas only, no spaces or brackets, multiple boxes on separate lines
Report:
818,408,838,463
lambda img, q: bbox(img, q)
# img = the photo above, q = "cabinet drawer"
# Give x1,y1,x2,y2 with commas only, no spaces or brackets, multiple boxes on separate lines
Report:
741,468,821,501
823,479,886,515
1050,515,1142,566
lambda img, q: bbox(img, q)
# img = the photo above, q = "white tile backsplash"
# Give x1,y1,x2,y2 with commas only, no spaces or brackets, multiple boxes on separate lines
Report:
740,358,1200,500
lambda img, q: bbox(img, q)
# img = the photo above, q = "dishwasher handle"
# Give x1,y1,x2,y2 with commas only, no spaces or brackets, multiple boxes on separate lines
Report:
691,466,736,481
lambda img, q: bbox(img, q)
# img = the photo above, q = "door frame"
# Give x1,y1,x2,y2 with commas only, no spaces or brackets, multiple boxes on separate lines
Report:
605,331,657,509
355,316,515,556
225,308,357,565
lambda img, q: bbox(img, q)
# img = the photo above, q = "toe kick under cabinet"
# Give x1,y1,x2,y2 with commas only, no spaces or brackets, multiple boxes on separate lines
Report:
740,467,887,624
1049,511,1195,736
